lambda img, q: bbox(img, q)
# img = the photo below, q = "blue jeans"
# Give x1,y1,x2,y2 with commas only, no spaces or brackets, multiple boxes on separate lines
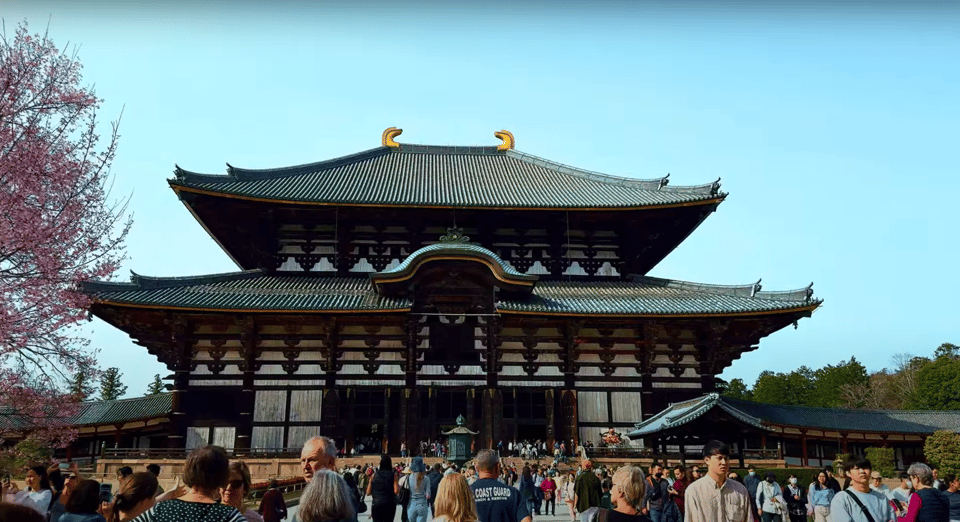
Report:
408,499,429,522
526,499,537,519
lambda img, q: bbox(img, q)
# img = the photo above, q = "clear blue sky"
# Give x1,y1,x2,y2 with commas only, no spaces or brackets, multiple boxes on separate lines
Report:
6,2,958,398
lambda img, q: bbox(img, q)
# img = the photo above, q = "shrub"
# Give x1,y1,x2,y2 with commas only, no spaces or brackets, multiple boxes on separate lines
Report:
865,447,895,478
924,430,960,476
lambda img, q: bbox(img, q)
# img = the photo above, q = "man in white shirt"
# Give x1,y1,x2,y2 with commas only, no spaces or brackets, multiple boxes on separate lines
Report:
684,440,751,522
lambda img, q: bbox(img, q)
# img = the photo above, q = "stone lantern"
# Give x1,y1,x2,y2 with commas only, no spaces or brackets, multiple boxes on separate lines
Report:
442,414,478,468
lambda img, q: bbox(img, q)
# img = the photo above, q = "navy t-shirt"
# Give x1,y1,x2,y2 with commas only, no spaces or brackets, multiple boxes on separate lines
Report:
472,478,530,522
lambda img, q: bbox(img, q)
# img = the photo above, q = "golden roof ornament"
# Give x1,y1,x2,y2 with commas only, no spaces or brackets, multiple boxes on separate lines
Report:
382,127,402,148
495,130,515,150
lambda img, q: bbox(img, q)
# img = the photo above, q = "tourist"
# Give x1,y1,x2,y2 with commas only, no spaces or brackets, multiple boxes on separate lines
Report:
757,472,785,522
903,463,949,522
541,471,557,516
298,436,359,522
407,456,431,522
109,472,158,522
575,460,602,514
258,480,287,522
402,442,408,458
601,480,613,509
51,465,85,522
827,457,894,522
61,479,105,522
744,466,761,522
433,473,479,522
367,455,398,522
782,474,806,522
297,470,356,522
428,464,444,514
533,468,545,515
117,468,134,488
470,449,531,522
581,465,651,522
400,465,413,522
932,468,946,492
340,473,363,521
643,463,676,522
683,440,750,522
943,474,960,522
809,471,835,522
145,465,164,496
0,502,46,522
891,472,915,515
1,465,53,516
869,472,889,497
221,461,263,522
519,467,538,519
561,470,577,522
690,469,701,481
824,468,842,494
130,445,244,522
670,465,689,518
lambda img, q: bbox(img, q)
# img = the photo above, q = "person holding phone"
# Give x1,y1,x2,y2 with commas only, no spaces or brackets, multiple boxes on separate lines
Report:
2,465,53,516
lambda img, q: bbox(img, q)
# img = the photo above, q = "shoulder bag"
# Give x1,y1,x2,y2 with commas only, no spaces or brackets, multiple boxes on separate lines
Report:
843,490,877,522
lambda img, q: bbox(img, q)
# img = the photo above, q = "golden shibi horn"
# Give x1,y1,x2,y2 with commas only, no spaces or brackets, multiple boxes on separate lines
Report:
382,127,403,148
495,130,515,150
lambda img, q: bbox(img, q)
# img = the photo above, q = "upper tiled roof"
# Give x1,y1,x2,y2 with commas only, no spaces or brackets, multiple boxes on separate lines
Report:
170,145,724,209
629,393,960,437
83,271,817,317
0,393,173,431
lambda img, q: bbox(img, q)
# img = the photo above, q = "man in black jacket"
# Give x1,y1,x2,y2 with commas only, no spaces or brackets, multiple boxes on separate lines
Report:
428,463,443,514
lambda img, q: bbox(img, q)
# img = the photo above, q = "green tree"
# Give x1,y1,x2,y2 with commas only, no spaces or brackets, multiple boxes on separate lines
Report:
99,367,128,401
721,378,753,401
907,357,960,410
752,367,815,406
933,343,959,360
810,357,869,407
865,447,895,478
924,430,960,476
145,374,165,396
68,363,96,401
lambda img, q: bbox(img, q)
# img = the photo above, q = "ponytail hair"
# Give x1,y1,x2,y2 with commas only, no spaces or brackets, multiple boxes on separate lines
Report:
110,472,158,522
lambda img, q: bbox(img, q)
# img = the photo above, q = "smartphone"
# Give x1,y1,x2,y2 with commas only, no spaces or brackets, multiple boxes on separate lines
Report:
59,462,70,471
99,483,113,503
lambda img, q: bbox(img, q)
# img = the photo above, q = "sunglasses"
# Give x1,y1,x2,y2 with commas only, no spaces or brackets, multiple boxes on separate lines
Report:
225,480,245,490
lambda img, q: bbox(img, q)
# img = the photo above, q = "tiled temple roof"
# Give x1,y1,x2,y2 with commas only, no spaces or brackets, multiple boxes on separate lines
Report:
0,394,173,431
82,270,817,317
629,393,960,437
170,145,724,209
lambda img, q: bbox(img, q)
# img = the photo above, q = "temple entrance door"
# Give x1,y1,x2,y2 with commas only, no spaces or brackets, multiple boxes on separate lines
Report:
517,424,546,442
352,424,383,455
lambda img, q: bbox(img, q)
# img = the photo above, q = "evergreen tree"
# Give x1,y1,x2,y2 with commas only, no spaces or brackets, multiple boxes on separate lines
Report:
99,367,128,401
145,374,165,396
69,364,96,401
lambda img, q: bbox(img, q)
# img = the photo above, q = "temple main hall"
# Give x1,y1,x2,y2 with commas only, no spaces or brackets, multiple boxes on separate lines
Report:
83,128,820,454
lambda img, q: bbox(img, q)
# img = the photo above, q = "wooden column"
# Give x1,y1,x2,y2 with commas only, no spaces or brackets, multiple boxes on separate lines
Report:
801,431,809,467
482,388,502,450
402,316,421,451
545,388,556,452
167,321,194,449
235,317,258,453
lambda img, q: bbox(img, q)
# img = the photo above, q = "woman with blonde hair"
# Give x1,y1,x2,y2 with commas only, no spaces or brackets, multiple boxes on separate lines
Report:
432,473,478,522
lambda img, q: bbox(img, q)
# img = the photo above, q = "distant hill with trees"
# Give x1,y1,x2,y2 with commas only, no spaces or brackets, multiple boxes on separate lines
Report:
718,342,959,410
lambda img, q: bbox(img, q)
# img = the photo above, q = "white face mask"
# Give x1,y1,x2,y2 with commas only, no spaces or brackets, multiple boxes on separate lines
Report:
906,480,914,489
789,478,798,485
749,471,755,476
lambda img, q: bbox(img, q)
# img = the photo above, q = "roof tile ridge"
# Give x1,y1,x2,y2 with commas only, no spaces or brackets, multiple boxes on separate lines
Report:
720,396,908,414
397,144,501,155
127,269,264,290
80,392,173,405
506,149,722,196
634,275,818,303
170,147,391,184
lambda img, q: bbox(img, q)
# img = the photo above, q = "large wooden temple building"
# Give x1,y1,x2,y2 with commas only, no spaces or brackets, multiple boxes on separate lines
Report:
83,128,821,454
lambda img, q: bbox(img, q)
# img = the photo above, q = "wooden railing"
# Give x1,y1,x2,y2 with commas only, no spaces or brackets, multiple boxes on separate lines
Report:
101,447,304,459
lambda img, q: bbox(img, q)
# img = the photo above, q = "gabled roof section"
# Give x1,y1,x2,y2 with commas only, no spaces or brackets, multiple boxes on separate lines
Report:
371,238,539,294
0,393,173,431
628,393,960,438
169,145,725,210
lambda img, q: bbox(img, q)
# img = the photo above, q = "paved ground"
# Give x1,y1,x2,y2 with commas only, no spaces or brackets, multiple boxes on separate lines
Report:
288,493,579,522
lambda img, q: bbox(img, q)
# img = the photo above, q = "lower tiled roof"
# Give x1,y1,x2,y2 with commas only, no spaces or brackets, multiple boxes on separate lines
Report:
0,393,173,431
83,271,818,316
629,393,960,437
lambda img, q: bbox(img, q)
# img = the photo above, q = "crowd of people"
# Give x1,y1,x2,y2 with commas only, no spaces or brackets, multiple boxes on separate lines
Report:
3,436,960,522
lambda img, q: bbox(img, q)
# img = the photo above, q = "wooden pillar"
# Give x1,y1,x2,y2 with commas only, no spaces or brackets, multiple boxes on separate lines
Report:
738,437,746,469
345,388,356,454
842,435,849,454
114,424,124,446
167,322,193,449
545,389,556,452
235,317,257,454
402,316,421,451
482,388,502,450
383,389,391,453
801,431,809,467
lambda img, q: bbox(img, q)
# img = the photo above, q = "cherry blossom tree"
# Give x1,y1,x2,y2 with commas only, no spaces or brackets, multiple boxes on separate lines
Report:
0,20,130,451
